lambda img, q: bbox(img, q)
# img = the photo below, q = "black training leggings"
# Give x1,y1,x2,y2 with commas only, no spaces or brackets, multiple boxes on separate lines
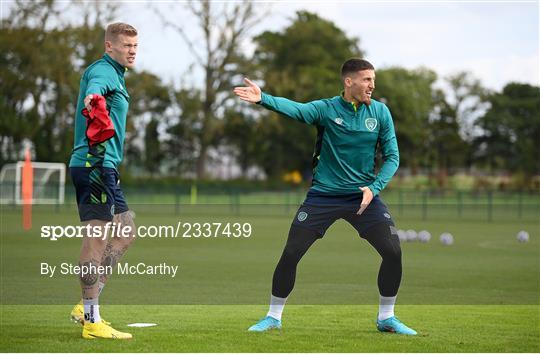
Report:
271,222,402,298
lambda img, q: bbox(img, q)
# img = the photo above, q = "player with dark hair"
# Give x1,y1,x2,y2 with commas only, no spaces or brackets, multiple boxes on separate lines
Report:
69,22,138,340
233,58,416,335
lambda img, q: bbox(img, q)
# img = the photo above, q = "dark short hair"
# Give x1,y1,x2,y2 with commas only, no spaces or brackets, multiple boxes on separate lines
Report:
341,58,375,78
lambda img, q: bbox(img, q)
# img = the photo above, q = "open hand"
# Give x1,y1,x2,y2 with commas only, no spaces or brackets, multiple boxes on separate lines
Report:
233,78,262,103
357,186,374,215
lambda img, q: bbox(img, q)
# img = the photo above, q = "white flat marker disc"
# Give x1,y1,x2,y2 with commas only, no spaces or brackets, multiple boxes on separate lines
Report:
127,323,158,327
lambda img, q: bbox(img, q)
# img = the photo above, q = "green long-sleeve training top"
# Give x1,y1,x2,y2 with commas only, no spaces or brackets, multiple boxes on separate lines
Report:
69,53,130,169
259,92,399,196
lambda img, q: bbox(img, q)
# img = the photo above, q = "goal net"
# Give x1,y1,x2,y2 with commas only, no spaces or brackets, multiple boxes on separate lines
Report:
0,162,66,205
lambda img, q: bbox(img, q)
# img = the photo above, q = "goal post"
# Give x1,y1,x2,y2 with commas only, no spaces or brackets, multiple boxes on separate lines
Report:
0,162,66,205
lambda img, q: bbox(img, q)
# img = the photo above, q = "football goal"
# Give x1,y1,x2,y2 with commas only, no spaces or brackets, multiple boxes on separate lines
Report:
0,162,66,205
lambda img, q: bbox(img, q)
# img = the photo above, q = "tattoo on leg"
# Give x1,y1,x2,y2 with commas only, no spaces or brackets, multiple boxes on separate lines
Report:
119,211,136,236
99,238,130,282
102,244,112,266
99,211,135,283
79,259,99,286
101,247,124,269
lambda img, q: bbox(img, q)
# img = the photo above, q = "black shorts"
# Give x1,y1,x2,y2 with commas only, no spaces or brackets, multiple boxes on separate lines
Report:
292,189,395,238
70,167,129,222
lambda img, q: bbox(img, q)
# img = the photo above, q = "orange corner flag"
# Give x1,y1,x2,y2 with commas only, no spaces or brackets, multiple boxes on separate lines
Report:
22,148,33,230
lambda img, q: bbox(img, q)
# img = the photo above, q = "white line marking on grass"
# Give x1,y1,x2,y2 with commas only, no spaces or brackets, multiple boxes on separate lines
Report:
127,323,158,327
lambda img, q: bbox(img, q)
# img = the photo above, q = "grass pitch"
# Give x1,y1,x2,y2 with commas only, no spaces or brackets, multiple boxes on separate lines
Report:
1,305,538,352
1,201,539,352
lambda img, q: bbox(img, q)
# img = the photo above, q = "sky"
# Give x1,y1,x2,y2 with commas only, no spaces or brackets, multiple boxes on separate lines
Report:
114,0,540,92
2,0,539,91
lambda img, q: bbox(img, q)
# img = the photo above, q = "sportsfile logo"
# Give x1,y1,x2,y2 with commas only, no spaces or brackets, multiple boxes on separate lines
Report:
41,223,131,241
41,222,253,241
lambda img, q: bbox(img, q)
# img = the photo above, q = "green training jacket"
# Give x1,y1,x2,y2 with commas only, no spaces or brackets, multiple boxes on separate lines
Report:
259,92,399,196
69,53,130,169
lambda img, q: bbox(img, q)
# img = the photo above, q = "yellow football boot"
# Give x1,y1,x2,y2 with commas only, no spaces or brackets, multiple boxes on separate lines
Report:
82,320,132,339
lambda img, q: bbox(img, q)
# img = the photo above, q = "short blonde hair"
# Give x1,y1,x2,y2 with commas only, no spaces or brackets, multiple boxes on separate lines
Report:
105,22,137,42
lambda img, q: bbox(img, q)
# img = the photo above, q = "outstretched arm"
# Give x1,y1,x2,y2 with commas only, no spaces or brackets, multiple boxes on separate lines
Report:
84,66,115,112
233,78,324,125
233,78,262,103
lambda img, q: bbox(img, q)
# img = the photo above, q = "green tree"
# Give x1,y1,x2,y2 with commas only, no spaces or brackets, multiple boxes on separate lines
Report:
164,89,203,177
475,83,540,180
1,0,171,178
156,0,263,178
445,72,488,141
125,71,171,175
222,109,259,174
250,11,362,178
143,118,161,175
1,25,80,164
427,89,470,186
0,0,118,164
374,67,438,173
442,72,488,170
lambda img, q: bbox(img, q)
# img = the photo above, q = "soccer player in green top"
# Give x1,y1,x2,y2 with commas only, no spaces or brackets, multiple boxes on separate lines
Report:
233,59,417,335
68,22,138,339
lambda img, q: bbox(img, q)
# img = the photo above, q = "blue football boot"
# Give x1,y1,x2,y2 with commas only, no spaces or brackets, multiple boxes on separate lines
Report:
377,316,417,335
248,316,282,332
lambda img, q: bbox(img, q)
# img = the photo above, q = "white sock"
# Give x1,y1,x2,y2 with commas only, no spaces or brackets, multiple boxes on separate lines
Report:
378,295,396,321
267,295,287,321
83,298,101,323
